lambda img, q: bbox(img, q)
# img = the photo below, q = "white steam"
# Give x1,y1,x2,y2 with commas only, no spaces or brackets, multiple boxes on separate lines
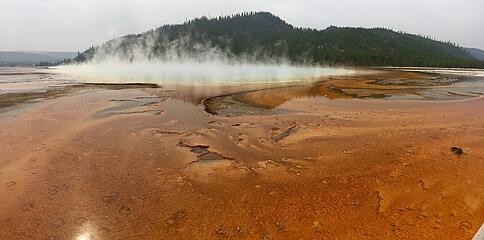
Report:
57,60,355,85
56,32,356,85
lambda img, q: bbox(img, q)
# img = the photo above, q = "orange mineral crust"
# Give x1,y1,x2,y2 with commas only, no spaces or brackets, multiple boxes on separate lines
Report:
0,68,483,239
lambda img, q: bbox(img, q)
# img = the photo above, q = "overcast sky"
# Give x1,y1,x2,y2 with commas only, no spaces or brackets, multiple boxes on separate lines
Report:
1,0,483,51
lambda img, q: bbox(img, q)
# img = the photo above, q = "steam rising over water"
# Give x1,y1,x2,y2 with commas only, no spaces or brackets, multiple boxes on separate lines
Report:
56,60,356,85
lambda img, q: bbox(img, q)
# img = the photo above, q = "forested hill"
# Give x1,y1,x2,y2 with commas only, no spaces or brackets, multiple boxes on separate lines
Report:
75,12,484,68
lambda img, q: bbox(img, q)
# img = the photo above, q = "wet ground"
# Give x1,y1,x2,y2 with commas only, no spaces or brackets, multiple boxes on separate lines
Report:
204,70,484,116
0,67,483,239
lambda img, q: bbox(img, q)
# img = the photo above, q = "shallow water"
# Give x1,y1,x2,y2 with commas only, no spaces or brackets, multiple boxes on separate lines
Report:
203,72,484,116
0,67,76,94
3,67,484,117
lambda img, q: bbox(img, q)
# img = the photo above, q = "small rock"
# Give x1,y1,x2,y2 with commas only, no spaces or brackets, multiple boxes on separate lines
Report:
450,147,465,157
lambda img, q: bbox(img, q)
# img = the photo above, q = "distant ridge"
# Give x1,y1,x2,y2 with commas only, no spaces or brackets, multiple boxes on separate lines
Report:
464,47,484,61
0,51,77,66
75,12,484,68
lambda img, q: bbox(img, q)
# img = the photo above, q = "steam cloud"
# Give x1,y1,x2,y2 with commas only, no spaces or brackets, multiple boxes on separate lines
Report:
56,32,356,85
58,60,356,85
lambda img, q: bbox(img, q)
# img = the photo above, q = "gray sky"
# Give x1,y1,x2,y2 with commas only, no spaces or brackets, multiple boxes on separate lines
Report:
1,0,483,51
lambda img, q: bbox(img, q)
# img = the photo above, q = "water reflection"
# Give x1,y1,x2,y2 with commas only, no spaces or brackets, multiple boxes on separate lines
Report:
76,232,91,240
203,71,484,116
75,222,94,240
2,67,484,118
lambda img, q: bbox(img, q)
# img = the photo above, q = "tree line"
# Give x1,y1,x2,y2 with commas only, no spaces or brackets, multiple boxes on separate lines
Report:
74,12,484,69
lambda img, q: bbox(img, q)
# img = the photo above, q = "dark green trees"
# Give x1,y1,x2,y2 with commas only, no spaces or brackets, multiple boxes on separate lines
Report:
74,12,484,68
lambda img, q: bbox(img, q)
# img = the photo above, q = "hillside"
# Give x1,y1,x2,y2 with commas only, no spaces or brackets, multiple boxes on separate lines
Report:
464,47,484,61
75,12,484,68
0,51,77,66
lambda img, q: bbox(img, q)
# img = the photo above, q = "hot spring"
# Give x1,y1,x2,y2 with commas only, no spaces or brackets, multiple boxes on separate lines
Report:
55,60,357,86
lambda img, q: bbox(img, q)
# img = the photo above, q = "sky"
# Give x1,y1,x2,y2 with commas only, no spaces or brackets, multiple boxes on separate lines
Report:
1,0,483,52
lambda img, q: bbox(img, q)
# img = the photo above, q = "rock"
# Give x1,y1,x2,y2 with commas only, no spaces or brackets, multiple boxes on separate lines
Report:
450,147,464,157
